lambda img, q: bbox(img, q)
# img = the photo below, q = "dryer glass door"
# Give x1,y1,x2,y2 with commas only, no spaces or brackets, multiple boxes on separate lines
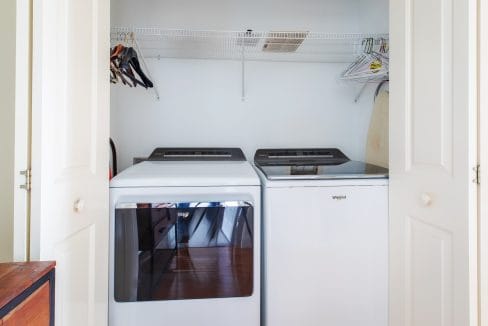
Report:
114,201,254,302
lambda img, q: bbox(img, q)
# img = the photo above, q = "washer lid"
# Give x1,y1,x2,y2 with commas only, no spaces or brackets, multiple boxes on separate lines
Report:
256,160,388,180
110,161,261,188
254,148,388,180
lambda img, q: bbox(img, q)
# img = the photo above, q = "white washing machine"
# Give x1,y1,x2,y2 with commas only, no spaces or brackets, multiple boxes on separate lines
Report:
254,148,389,326
109,148,261,326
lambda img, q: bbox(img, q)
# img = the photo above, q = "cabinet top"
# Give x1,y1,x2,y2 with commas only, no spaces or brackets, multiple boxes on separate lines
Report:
0,261,55,309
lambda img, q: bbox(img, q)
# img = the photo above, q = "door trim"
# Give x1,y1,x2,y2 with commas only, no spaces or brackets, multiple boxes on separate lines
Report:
13,0,32,262
479,0,488,323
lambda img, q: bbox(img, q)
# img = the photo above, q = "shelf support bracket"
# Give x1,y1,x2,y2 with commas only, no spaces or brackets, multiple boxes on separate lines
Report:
241,45,246,101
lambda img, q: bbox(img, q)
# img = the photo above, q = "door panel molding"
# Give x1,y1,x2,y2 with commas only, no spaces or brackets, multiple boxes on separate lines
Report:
405,216,453,326
407,0,454,173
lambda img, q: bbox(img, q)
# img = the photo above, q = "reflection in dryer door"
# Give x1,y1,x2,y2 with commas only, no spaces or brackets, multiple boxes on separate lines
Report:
114,201,254,302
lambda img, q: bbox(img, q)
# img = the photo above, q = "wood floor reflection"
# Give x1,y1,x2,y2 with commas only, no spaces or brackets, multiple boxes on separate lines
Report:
148,247,253,300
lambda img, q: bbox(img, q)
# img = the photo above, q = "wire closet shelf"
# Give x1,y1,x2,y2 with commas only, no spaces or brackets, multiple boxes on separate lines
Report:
111,27,389,63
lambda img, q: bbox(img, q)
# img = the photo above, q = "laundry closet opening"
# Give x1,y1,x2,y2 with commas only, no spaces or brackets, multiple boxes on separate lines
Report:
108,1,390,325
109,0,390,171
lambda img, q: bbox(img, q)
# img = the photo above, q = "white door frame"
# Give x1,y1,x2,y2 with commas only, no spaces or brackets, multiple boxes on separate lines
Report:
13,0,32,262
479,0,488,323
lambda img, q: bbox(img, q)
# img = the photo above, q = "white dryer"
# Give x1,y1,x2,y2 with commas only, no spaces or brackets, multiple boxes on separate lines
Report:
109,148,261,326
254,148,388,326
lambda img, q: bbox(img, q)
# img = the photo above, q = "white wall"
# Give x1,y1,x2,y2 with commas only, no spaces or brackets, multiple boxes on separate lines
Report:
112,0,370,31
111,0,389,170
0,0,16,262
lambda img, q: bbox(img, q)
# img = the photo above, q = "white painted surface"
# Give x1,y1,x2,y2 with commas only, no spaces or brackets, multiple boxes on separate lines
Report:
389,0,478,324
109,185,261,326
479,0,488,324
259,175,388,326
111,161,260,188
110,0,389,170
13,0,32,262
357,0,390,33
257,172,389,188
112,0,387,32
0,0,16,263
31,0,110,325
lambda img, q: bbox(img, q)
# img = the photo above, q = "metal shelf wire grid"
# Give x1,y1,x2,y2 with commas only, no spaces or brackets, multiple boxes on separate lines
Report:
111,27,389,63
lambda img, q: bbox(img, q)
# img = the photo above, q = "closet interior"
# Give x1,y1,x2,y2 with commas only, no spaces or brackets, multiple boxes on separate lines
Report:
110,0,390,171
108,1,390,325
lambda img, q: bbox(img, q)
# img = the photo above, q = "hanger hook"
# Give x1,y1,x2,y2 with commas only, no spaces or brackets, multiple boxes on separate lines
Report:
362,37,374,54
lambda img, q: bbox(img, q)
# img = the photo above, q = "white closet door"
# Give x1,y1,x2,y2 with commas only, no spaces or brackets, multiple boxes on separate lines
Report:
390,0,478,325
31,0,110,325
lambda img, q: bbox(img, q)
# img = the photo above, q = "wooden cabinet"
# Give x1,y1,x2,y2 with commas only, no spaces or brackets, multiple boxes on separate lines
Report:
0,262,55,326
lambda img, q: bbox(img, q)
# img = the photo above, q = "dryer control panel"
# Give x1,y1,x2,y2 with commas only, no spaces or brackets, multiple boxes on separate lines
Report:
148,147,246,161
